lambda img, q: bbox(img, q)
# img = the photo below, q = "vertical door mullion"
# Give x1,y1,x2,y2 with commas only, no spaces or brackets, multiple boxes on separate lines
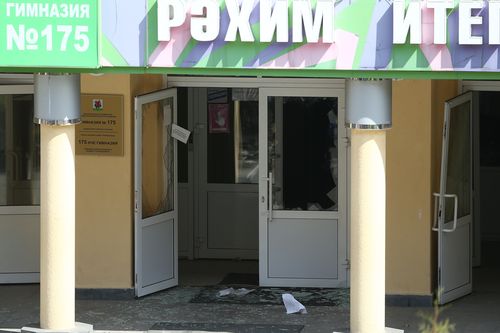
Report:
134,97,143,296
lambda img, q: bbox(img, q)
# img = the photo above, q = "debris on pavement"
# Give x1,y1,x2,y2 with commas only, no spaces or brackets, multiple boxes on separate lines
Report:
217,287,254,297
282,293,307,314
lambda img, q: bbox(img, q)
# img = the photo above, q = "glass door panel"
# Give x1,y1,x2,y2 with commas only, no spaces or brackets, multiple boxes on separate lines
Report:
141,98,174,219
206,88,259,185
259,88,347,288
267,96,338,212
0,94,39,206
444,101,471,223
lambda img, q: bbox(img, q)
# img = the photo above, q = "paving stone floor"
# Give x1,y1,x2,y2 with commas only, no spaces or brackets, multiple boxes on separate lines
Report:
1,279,500,333
2,243,500,333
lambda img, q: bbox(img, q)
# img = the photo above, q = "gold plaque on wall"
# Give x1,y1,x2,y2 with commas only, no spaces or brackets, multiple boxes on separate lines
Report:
77,94,124,156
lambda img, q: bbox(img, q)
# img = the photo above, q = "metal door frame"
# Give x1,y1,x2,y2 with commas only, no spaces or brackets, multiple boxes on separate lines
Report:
436,92,473,304
134,88,178,297
258,86,348,288
0,84,40,284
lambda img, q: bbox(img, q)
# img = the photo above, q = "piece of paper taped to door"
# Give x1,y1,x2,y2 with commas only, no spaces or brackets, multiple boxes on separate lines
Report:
171,124,191,144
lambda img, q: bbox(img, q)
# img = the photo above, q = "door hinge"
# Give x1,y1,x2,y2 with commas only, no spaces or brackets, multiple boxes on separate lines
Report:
135,273,138,284
134,193,138,213
438,268,441,285
342,259,350,270
342,136,351,147
194,237,204,249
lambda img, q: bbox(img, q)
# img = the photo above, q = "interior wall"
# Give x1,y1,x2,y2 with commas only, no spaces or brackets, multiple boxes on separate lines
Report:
387,80,433,296
76,74,163,289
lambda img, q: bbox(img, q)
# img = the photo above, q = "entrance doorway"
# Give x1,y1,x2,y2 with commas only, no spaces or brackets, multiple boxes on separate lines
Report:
193,87,259,260
134,78,349,296
0,84,40,284
436,83,500,304
472,91,500,302
179,86,260,287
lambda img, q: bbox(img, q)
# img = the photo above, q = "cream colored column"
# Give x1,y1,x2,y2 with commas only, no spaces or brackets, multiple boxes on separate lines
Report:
40,124,76,329
346,79,392,333
34,73,81,331
350,129,386,333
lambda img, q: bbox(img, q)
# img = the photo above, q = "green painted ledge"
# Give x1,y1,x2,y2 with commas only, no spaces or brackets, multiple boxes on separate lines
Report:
3,66,500,80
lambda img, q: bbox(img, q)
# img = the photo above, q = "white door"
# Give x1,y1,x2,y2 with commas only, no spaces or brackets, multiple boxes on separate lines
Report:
435,92,473,304
259,88,348,288
0,86,40,284
195,88,259,259
134,89,178,297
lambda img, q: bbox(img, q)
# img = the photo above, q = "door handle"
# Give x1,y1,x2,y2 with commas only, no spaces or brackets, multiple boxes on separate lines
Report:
432,193,459,233
260,173,273,222
268,172,273,222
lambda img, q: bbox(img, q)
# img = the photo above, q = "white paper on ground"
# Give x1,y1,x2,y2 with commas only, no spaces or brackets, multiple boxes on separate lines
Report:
218,288,235,297
217,287,254,297
282,293,307,314
233,288,254,296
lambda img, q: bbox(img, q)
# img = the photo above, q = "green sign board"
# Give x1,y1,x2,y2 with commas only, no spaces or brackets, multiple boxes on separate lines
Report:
0,0,98,68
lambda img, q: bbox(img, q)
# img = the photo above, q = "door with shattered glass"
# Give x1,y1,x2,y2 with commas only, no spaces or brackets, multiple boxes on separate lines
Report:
134,89,178,297
259,87,348,287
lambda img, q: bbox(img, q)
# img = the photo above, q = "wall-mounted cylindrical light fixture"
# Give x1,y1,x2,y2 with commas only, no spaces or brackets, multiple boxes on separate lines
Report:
346,79,392,130
34,73,81,125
